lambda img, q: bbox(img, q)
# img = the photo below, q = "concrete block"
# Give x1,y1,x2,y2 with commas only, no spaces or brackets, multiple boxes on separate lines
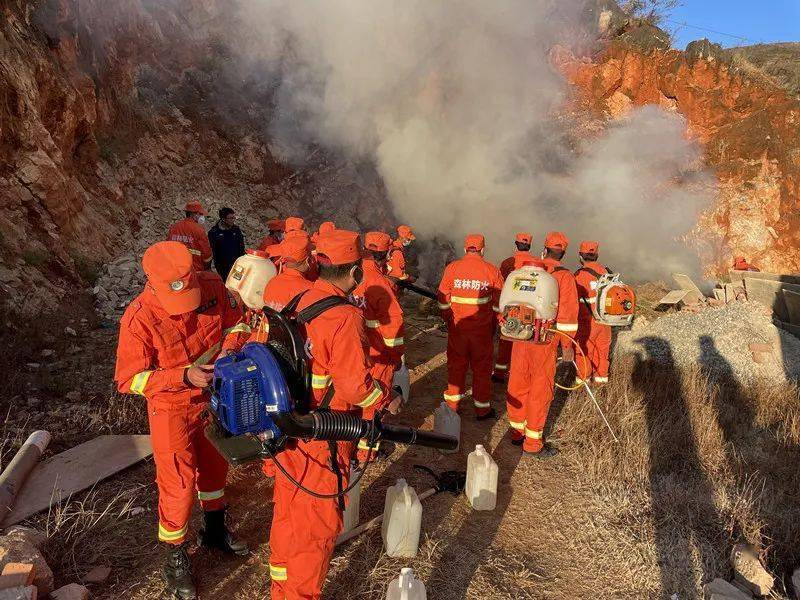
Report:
0,564,34,589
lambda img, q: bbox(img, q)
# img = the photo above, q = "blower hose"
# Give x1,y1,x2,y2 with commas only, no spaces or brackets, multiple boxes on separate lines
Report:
548,328,591,391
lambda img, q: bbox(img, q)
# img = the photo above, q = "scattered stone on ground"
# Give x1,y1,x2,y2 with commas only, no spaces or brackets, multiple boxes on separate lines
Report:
50,584,89,600
729,543,774,597
704,577,753,599
0,563,35,589
64,327,77,337
0,528,52,596
793,567,800,600
0,586,36,599
616,301,800,383
83,565,111,584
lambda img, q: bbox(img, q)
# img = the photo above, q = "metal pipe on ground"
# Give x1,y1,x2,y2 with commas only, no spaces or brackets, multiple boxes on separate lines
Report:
0,431,51,522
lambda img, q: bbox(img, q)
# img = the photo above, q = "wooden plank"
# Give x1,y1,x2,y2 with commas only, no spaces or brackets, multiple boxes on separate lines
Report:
656,289,689,308
783,289,800,325
729,270,800,286
672,273,703,294
744,278,800,322
2,435,152,526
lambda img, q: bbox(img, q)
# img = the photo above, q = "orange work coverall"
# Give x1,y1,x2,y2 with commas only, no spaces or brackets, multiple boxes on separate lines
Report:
259,233,281,254
438,254,504,417
263,267,314,312
167,218,212,272
387,241,410,281
494,250,535,379
268,279,387,600
352,257,405,457
505,258,579,451
115,271,251,544
574,262,612,384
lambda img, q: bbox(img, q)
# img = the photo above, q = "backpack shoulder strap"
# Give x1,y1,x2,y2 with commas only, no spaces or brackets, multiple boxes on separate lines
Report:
282,291,307,316
296,296,351,324
577,266,603,279
550,265,569,274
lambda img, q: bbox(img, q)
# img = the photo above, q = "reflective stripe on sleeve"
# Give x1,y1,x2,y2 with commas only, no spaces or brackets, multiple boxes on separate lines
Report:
365,319,380,328
158,523,188,542
188,249,201,256
437,302,451,310
192,342,222,366
357,439,381,451
556,323,578,332
473,400,491,409
525,428,543,439
311,373,332,389
130,370,153,396
357,384,383,408
223,323,252,336
197,488,225,501
450,295,490,305
269,564,287,581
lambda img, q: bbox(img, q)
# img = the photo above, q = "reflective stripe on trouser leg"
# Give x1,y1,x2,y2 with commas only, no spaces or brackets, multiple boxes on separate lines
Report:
525,428,543,439
269,564,287,581
158,522,188,544
446,326,469,411
505,341,529,437
522,340,558,453
357,438,381,452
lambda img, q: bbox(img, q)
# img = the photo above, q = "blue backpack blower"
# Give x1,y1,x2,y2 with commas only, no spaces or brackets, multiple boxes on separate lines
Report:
205,302,458,466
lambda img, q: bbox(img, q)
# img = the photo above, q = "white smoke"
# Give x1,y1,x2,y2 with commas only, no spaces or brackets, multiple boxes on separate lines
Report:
232,0,712,280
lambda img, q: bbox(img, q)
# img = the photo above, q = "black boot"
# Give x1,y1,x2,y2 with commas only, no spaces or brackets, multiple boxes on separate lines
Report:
162,543,196,600
197,508,249,556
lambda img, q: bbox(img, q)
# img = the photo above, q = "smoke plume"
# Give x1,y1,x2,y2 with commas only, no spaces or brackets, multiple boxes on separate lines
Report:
233,0,712,281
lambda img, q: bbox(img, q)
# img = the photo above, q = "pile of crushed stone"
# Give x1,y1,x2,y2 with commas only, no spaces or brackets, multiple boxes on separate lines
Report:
615,301,800,384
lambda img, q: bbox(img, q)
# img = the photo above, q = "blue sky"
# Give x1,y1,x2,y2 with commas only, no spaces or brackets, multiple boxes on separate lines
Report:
668,1,800,49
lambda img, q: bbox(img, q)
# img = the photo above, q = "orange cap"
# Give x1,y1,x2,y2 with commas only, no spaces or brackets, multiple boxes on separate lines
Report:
284,229,310,241
319,221,336,235
271,236,311,264
185,201,207,215
267,219,285,232
365,231,392,252
579,241,599,254
515,232,532,245
142,241,201,316
464,233,485,251
397,225,416,240
544,231,569,251
316,230,362,265
285,216,305,232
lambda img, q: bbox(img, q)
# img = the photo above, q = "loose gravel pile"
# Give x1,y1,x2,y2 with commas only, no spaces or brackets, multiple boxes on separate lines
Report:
615,301,800,384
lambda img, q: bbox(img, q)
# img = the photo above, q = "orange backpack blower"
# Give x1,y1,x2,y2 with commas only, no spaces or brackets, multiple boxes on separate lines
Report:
592,274,635,327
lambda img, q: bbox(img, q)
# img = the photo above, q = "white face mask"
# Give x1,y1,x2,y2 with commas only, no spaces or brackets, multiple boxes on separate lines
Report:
197,215,206,225
403,239,412,247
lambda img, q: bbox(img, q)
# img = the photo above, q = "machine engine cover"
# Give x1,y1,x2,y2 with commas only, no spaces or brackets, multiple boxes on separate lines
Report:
499,266,558,342
592,274,636,327
212,342,293,438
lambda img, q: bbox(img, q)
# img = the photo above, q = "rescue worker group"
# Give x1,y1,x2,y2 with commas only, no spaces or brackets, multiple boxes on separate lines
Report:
114,200,634,599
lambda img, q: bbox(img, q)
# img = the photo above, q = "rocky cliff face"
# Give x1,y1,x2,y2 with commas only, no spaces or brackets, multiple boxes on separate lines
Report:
0,0,394,313
553,21,800,277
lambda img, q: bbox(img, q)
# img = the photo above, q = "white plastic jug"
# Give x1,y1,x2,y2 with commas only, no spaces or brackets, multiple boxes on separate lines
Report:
225,250,276,310
386,567,427,600
434,402,460,453
465,444,499,511
381,479,422,558
342,467,362,533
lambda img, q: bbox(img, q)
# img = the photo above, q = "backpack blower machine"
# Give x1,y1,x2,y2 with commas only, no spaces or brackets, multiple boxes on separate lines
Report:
205,285,458,469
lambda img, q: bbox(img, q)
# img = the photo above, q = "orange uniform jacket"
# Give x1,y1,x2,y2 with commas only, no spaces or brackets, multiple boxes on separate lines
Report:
353,259,405,364
500,250,535,279
438,254,504,330
387,242,409,281
259,234,281,254
263,268,314,312
115,272,251,409
298,279,388,413
574,261,609,320
167,218,212,271
541,257,580,342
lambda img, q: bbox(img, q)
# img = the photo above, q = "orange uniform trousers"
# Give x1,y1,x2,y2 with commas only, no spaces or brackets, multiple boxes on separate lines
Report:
445,324,494,417
505,338,558,452
149,402,228,544
493,338,512,378
576,315,611,382
355,360,396,462
269,439,351,600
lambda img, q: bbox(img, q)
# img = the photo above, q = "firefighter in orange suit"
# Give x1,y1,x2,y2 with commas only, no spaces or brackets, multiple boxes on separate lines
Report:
285,216,306,234
168,201,213,272
262,236,314,311
259,219,285,253
387,224,415,282
114,241,251,600
268,230,398,599
505,231,579,457
311,221,336,245
352,231,405,462
437,234,504,419
493,232,535,382
574,241,611,384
